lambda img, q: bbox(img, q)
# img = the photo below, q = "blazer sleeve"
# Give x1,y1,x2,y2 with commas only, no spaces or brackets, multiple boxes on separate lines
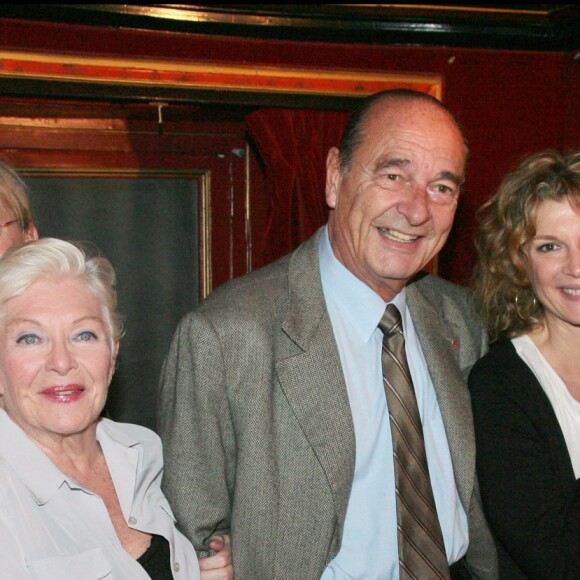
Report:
157,311,236,556
469,344,580,579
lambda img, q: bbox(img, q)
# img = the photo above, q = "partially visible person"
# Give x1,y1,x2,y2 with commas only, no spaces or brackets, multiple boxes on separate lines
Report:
0,161,38,412
470,150,580,579
0,160,38,254
0,239,232,579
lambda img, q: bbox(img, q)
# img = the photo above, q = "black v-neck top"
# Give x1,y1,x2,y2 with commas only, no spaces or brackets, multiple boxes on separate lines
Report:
137,534,173,580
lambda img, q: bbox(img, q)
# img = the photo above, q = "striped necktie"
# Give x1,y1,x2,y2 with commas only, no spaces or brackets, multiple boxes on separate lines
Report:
379,304,450,580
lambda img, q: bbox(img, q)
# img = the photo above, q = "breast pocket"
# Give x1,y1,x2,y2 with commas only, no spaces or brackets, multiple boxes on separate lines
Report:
26,548,112,580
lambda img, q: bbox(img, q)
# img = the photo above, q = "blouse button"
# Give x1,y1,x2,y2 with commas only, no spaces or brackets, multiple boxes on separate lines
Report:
128,516,137,525
174,562,181,573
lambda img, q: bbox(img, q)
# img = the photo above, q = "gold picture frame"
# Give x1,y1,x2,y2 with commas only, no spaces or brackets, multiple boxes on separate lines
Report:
0,50,443,290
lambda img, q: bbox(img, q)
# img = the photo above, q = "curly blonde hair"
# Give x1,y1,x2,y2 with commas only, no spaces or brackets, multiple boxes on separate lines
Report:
473,150,580,342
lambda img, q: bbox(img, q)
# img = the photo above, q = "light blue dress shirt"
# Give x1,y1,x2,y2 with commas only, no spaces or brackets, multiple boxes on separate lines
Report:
319,228,468,580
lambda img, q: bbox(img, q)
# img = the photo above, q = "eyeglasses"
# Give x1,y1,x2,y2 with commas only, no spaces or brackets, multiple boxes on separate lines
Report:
0,219,18,237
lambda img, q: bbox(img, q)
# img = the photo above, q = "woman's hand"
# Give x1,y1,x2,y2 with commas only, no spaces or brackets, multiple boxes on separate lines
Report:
199,534,233,580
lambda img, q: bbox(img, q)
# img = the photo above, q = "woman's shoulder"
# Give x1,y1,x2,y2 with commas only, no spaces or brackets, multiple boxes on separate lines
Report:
472,339,519,372
0,456,28,514
0,456,16,490
469,339,534,392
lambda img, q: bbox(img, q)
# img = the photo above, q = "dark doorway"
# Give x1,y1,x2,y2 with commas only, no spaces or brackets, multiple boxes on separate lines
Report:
27,174,199,430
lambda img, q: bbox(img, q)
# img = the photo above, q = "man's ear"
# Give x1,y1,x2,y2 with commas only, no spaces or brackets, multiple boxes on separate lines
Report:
24,223,39,242
325,147,342,210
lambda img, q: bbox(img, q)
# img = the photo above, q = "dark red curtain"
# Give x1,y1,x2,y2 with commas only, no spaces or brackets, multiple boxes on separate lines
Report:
246,108,349,264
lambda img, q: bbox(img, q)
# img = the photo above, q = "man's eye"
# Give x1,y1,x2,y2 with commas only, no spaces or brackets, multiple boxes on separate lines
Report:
16,334,40,345
431,184,455,195
426,183,459,205
386,173,401,181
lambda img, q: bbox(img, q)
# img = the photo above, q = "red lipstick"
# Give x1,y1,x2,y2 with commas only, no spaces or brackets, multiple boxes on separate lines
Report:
40,384,85,403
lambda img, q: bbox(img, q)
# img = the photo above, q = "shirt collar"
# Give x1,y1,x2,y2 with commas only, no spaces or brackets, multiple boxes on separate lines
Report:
319,226,408,342
0,410,140,506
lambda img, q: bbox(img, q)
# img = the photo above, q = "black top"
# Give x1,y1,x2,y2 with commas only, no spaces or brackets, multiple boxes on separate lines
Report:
469,339,580,579
137,534,173,580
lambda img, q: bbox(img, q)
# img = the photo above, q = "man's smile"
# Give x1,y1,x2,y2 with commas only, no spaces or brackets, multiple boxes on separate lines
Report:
376,227,421,243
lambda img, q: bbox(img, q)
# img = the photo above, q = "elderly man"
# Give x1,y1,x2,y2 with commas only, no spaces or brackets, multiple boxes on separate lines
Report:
0,161,38,254
158,89,498,579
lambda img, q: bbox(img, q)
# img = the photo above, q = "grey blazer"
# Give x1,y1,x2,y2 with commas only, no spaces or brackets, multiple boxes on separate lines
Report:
158,228,498,580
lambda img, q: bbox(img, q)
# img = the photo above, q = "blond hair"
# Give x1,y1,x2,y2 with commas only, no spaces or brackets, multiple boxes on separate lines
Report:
473,150,580,342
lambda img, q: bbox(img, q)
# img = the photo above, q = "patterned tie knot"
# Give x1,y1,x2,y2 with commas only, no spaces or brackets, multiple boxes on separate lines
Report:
378,303,403,338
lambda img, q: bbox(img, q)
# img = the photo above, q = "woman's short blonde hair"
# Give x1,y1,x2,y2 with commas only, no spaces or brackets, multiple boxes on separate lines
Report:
473,150,580,342
0,238,122,345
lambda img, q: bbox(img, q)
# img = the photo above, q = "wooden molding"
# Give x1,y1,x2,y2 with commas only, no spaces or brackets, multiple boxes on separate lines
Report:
0,50,442,104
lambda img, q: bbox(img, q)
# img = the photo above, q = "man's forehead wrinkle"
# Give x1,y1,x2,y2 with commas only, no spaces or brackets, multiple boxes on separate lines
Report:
372,154,460,176
372,156,410,175
376,157,410,169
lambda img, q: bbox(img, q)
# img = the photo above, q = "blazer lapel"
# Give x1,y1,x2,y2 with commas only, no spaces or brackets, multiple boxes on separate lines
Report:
407,282,476,511
276,230,356,538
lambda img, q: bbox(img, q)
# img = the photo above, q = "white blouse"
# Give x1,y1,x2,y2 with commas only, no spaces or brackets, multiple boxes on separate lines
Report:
0,410,201,579
512,334,580,478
